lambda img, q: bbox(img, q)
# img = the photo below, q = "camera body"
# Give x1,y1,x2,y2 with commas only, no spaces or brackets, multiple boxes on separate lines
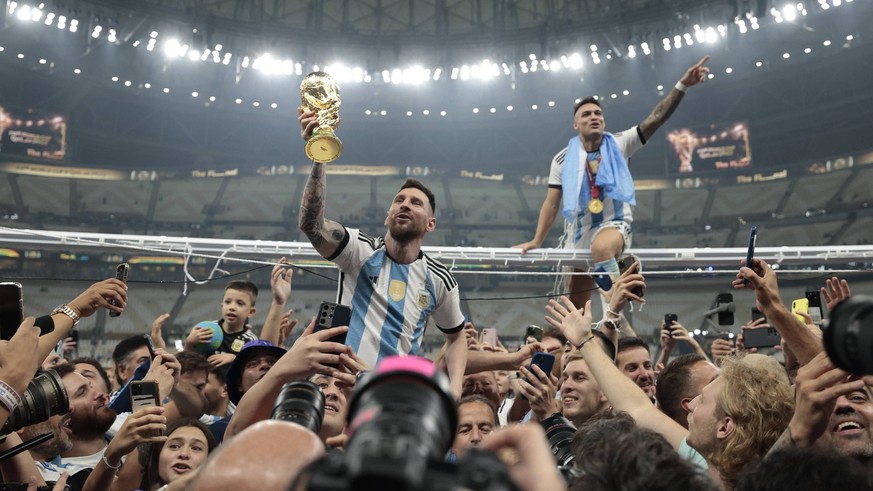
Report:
304,356,519,491
825,295,873,374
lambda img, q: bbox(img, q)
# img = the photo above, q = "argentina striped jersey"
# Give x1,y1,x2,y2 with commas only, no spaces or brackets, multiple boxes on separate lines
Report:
327,227,465,367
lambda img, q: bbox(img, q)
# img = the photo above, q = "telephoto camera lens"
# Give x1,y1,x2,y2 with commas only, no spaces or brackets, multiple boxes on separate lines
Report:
824,295,873,374
1,369,69,436
540,413,576,467
271,380,325,434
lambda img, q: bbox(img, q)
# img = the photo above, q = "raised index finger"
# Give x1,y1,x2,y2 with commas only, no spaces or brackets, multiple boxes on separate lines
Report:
695,55,711,68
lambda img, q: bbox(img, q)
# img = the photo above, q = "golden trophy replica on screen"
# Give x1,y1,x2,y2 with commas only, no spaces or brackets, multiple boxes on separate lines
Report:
300,71,343,163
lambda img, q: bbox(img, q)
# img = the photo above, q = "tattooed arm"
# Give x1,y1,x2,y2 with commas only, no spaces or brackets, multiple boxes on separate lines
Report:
298,162,346,258
639,55,710,142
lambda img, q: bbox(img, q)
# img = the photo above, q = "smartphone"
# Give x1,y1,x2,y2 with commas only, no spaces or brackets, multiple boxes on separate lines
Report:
481,328,498,346
617,255,644,298
743,226,757,284
109,263,130,317
805,290,823,325
0,282,24,341
792,298,810,324
524,325,543,344
315,302,351,345
143,334,156,360
743,326,782,349
717,293,734,326
664,314,678,332
130,380,161,411
751,308,766,323
521,352,556,400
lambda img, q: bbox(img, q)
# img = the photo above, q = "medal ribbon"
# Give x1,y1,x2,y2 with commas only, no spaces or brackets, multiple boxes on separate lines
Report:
585,153,601,203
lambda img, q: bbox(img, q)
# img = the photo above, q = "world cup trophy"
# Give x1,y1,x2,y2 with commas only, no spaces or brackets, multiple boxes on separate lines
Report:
300,71,343,163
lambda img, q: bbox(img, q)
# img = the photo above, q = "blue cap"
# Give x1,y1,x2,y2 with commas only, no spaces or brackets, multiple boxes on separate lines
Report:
225,340,287,405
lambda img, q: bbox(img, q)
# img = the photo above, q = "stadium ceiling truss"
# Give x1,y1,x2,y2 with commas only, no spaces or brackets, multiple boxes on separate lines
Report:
80,0,733,51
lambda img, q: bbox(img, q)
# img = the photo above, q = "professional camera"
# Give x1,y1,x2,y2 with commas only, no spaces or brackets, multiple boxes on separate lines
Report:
272,380,325,434
1,369,69,436
304,356,519,491
540,413,576,467
824,295,873,374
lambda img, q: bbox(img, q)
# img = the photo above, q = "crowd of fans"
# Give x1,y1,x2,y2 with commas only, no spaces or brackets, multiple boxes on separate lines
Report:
0,254,870,491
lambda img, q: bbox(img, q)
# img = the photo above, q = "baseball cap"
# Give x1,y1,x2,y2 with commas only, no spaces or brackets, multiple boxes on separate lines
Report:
226,340,287,404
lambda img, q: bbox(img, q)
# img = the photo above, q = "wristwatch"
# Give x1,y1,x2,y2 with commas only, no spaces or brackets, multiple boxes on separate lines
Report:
51,304,81,327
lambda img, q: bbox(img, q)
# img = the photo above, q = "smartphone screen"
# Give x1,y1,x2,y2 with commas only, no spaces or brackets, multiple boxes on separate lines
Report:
805,290,823,325
717,293,734,326
0,282,24,341
664,314,678,332
109,263,130,318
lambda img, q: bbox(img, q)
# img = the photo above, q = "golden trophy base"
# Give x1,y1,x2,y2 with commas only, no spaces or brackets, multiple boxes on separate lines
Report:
305,132,343,164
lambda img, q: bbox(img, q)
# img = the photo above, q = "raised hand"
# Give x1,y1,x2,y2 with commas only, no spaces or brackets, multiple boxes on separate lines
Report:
679,55,711,88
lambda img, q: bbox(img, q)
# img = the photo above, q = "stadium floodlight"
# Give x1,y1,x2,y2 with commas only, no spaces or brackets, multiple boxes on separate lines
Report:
124,80,132,86
364,109,371,115
30,6,42,22
73,68,81,74
622,89,629,96
422,109,429,115
783,4,798,21
252,101,260,107
627,45,636,58
91,25,102,39
657,84,663,90
489,107,496,113
143,82,151,88
548,100,555,107
7,1,17,15
191,91,198,97
187,50,199,62
725,67,733,73
211,96,217,102
44,11,53,25
433,67,441,80
705,27,718,43
223,52,232,65
472,108,479,113
549,59,561,70
440,110,446,116
406,111,412,116
506,105,513,111
640,43,651,55
460,64,470,80
162,87,170,93
235,98,242,104
380,110,387,115
108,29,117,43
569,52,583,69
531,104,538,110
16,4,30,21
390,68,401,84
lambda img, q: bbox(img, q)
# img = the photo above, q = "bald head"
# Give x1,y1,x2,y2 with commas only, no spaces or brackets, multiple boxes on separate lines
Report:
194,420,325,491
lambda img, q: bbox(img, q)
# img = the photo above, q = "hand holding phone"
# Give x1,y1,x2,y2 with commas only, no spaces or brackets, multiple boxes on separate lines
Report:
109,263,130,317
617,255,644,298
792,298,810,324
523,325,543,344
521,352,555,400
664,314,678,332
481,328,498,346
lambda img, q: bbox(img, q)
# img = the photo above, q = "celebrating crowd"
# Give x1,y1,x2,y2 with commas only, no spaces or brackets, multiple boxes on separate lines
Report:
1,54,871,490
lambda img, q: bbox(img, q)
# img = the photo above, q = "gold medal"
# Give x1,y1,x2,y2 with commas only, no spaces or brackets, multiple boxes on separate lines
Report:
588,198,604,214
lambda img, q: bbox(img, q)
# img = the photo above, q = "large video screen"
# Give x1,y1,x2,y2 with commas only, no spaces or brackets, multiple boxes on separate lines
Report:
0,106,67,161
666,121,750,174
